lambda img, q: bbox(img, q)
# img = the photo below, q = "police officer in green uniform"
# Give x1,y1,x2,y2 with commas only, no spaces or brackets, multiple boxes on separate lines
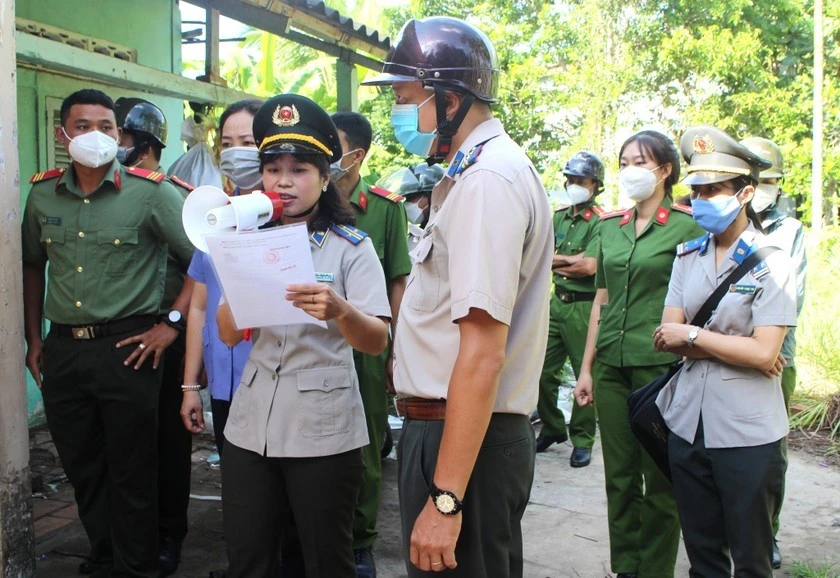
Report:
741,136,807,569
574,130,704,578
22,89,194,577
331,112,412,577
115,97,195,576
535,152,603,467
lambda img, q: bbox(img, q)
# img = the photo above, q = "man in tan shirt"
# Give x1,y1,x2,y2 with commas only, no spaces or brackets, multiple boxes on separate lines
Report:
363,16,553,577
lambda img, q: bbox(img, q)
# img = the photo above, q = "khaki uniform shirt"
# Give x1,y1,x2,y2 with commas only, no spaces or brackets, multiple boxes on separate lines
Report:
350,178,412,282
595,197,705,367
656,224,797,448
223,225,391,458
21,161,193,324
553,201,602,293
393,118,554,415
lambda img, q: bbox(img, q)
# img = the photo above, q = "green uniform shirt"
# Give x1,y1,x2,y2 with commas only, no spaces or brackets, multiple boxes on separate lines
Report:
21,160,194,324
553,201,602,293
595,196,704,367
349,177,412,282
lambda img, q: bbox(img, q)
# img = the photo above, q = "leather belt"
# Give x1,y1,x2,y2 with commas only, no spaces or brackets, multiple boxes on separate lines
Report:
395,397,447,421
555,290,596,303
51,315,157,340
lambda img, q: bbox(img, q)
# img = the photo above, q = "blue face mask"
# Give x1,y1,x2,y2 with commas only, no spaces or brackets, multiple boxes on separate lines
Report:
390,95,436,157
691,192,745,235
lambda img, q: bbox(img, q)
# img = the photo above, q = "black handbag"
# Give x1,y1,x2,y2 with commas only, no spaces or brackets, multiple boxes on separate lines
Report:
627,246,779,481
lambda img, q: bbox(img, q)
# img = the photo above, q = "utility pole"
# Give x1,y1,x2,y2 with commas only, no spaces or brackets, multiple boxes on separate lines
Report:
0,0,36,574
811,0,824,233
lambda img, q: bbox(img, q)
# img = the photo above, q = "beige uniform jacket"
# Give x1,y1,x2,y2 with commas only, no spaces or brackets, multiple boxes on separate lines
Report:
393,118,554,415
223,224,391,458
656,224,797,448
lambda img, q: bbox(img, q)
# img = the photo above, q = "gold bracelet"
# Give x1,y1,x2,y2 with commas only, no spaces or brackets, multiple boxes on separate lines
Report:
181,384,202,392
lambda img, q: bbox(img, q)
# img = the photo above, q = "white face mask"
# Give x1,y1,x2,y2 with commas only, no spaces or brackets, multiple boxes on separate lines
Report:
64,128,118,168
220,146,262,189
619,165,663,202
564,183,592,205
751,183,779,213
405,201,424,225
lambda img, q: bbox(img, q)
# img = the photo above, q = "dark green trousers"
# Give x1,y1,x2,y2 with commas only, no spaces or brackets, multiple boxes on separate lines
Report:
772,365,797,536
593,360,680,577
41,328,161,577
537,294,596,448
352,347,389,549
397,414,535,578
670,419,782,577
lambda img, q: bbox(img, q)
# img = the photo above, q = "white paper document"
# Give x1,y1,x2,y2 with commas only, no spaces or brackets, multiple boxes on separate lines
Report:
204,223,326,329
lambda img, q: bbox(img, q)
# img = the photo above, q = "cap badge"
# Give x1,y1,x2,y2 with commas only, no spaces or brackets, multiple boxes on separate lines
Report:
693,135,715,155
273,104,300,127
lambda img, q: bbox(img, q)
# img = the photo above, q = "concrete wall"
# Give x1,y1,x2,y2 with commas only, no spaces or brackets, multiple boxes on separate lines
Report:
17,0,187,426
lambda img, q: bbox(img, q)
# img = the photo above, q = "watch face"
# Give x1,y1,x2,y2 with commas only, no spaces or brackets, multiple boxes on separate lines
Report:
435,493,456,514
168,310,182,323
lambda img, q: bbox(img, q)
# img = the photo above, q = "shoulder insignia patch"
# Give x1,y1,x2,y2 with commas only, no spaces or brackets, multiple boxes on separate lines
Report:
329,223,368,246
677,234,710,257
368,186,404,203
599,209,628,221
672,203,693,215
751,260,771,280
169,175,195,192
29,168,65,184
655,206,670,225
591,206,604,216
125,166,165,183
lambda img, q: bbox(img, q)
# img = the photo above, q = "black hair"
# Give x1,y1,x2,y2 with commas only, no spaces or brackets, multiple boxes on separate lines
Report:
331,112,373,153
124,130,163,163
219,99,263,134
619,130,681,198
259,153,355,232
730,175,765,232
60,89,115,126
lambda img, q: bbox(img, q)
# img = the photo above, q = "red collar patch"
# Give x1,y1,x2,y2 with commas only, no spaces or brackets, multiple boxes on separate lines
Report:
655,207,670,225
358,190,368,211
619,210,632,226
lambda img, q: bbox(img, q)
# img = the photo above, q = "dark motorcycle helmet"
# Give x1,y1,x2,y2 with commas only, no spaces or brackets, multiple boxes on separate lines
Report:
377,162,445,197
563,151,605,192
362,17,500,103
115,97,168,148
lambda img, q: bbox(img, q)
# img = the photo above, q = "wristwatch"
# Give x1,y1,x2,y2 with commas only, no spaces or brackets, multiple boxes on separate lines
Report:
687,326,700,348
430,484,463,516
162,310,186,332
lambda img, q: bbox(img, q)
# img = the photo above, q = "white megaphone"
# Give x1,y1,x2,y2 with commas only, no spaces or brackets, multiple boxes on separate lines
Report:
182,185,284,252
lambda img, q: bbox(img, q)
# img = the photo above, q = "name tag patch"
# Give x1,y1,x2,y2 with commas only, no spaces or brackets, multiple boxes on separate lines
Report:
315,272,334,283
40,216,62,226
729,284,757,295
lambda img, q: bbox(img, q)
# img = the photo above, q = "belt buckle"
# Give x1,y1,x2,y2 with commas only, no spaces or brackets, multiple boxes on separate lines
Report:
559,293,572,303
393,396,405,418
71,325,96,339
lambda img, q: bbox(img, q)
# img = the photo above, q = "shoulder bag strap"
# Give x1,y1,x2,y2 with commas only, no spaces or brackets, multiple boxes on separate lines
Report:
689,246,780,328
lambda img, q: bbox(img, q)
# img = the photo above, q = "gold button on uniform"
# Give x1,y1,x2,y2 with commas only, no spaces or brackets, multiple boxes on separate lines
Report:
114,239,121,246
75,301,82,308
83,199,90,204
76,266,83,273
78,231,85,238
46,238,52,245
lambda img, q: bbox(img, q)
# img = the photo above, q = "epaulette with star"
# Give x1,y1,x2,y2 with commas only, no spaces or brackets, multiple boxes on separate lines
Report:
599,209,629,221
125,166,166,183
672,203,693,215
677,234,710,257
329,223,368,246
29,168,65,184
168,175,195,192
368,186,404,203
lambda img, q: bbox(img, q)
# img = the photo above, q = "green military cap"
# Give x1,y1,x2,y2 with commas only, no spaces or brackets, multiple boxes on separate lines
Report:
680,125,772,185
740,137,784,179
253,94,342,162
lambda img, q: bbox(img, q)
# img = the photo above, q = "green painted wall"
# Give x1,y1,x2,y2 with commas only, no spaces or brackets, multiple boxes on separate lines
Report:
17,0,189,425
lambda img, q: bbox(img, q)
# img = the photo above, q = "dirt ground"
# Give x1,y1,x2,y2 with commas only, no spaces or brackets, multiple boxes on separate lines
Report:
31,427,840,578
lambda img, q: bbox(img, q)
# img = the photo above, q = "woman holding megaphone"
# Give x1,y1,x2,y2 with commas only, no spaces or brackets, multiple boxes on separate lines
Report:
214,94,391,578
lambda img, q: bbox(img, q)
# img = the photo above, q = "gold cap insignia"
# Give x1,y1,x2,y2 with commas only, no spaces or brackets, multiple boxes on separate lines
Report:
273,104,300,127
693,135,715,155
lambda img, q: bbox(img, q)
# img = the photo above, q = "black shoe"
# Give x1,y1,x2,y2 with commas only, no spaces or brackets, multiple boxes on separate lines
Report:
78,559,107,575
159,536,182,578
535,433,568,453
354,547,377,578
771,538,781,569
570,447,592,468
616,574,638,578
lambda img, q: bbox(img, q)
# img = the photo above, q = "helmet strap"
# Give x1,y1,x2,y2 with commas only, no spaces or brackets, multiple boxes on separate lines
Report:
426,84,475,166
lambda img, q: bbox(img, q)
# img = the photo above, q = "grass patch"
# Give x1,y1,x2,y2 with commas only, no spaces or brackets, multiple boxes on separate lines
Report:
789,559,840,578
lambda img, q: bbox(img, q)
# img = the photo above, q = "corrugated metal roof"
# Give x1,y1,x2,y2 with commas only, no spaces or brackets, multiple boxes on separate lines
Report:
284,0,390,53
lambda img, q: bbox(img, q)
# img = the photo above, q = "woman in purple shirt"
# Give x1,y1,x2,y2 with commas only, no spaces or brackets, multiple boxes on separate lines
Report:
180,99,262,453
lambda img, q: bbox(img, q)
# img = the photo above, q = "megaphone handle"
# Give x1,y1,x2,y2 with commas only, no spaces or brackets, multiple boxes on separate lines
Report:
242,328,253,342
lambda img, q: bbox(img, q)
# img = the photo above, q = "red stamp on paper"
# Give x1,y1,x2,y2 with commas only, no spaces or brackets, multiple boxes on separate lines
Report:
264,251,279,264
